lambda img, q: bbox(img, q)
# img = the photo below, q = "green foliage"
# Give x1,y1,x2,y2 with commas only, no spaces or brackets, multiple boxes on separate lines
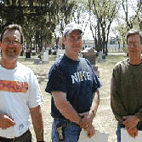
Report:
0,0,75,51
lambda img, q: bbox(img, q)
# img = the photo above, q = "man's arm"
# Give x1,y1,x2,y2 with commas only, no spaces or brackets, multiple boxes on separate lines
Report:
30,106,44,141
79,90,100,127
52,90,99,137
111,76,139,137
78,90,100,138
90,90,100,117
111,77,128,123
52,91,82,124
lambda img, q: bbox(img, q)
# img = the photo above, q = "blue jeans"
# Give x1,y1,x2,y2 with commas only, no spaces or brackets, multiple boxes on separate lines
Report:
116,122,142,142
116,122,125,142
52,118,82,142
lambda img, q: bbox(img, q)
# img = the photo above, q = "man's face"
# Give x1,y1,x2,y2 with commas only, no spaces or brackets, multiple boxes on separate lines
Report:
127,34,142,57
63,30,82,56
1,29,22,61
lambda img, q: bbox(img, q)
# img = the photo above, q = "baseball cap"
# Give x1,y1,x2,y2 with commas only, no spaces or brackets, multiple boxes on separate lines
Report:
63,23,83,36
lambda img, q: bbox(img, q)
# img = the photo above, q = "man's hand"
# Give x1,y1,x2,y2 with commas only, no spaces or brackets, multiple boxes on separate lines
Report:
127,127,138,138
0,114,15,129
122,115,139,130
78,111,94,129
85,125,95,138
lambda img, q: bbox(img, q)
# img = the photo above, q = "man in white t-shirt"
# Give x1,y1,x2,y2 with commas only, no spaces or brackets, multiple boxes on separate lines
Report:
0,24,45,142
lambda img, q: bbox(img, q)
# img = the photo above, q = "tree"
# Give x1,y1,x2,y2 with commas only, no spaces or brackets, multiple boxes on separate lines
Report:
0,0,75,52
136,0,142,29
111,0,142,51
52,0,76,48
121,0,142,30
88,0,120,55
121,0,133,29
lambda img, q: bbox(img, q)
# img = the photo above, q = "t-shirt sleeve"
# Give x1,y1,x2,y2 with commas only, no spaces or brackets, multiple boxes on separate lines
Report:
28,70,43,108
92,71,102,92
45,65,67,93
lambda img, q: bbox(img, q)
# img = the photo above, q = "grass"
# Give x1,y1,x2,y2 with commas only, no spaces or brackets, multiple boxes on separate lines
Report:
98,55,127,68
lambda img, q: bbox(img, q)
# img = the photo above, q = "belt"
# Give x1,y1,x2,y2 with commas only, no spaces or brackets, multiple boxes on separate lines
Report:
0,129,30,142
54,118,70,123
54,118,79,126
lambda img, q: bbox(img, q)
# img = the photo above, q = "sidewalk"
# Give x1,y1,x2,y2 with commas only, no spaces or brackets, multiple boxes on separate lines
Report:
108,52,126,56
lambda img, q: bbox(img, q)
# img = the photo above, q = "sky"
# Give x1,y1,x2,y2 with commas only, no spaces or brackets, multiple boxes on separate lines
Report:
81,0,139,40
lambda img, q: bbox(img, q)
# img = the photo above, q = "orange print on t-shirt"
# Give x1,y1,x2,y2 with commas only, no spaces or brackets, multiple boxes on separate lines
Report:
0,80,28,93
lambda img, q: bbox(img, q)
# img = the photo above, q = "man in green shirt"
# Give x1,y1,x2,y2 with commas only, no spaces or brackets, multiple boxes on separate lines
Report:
111,29,142,142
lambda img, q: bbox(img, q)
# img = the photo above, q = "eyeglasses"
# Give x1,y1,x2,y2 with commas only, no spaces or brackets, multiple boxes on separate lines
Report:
67,36,82,42
3,38,21,45
127,42,141,47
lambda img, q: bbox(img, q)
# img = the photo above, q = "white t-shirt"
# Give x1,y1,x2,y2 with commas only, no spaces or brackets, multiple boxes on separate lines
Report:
0,62,43,138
